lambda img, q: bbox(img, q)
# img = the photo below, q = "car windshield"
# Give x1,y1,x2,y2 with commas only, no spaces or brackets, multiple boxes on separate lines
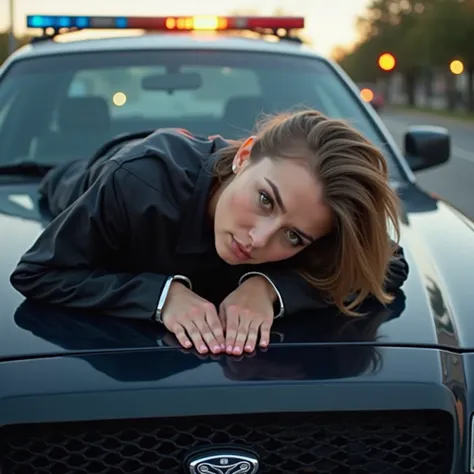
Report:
0,48,402,180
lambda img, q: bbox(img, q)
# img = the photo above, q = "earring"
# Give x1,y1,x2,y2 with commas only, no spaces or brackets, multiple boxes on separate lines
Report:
232,164,237,173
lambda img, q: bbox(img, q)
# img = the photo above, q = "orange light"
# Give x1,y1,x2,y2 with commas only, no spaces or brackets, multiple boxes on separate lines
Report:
165,18,175,29
192,15,226,30
176,17,187,29
450,60,464,75
360,88,374,102
378,53,396,71
166,15,228,31
161,15,302,32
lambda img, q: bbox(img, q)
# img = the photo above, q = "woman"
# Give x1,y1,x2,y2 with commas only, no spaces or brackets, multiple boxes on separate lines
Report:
10,109,409,356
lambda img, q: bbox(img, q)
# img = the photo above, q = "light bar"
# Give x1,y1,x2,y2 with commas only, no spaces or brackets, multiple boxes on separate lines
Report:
26,14,305,32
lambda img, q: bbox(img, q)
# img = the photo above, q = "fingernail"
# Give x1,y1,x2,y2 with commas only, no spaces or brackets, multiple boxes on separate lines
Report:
213,345,220,353
233,346,241,354
227,345,233,353
260,340,267,347
245,344,252,352
220,344,226,350
200,344,208,353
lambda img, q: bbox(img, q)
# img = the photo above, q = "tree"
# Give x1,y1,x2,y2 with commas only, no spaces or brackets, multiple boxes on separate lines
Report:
334,0,474,107
0,32,32,64
450,0,474,110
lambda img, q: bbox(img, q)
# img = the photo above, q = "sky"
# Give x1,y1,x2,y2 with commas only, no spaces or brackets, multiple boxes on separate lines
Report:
0,0,370,56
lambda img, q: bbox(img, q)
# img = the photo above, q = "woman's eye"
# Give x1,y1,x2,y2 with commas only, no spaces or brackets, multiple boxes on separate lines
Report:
286,230,303,246
259,192,273,209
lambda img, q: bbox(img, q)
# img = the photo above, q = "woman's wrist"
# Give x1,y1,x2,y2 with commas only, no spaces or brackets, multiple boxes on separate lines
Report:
252,276,278,302
155,275,192,323
238,272,285,319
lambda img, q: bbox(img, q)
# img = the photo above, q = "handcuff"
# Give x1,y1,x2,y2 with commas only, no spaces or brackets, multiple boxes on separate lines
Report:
154,275,192,324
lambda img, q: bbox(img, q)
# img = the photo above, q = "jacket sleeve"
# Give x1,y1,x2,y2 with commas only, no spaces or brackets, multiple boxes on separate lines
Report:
238,243,410,317
10,160,179,321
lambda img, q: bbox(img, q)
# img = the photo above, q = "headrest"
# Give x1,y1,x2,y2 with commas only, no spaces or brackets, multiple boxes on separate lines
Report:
58,96,111,133
224,96,268,128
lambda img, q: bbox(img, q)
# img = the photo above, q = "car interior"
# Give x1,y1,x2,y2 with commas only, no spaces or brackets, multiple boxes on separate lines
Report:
0,56,402,180
30,94,272,162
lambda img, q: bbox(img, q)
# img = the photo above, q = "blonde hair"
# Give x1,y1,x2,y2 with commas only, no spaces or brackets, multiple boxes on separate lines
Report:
214,109,401,316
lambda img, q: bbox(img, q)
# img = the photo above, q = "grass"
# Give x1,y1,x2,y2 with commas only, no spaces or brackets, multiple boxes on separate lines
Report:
391,104,474,122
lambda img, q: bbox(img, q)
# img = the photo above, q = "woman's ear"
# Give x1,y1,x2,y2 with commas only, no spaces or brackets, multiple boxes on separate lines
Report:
232,136,256,174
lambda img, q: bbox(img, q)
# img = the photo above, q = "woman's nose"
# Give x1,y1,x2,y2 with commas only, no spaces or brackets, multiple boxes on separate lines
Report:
249,225,274,249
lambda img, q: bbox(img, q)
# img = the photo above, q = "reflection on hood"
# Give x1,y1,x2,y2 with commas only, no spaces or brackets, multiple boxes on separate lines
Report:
14,291,405,383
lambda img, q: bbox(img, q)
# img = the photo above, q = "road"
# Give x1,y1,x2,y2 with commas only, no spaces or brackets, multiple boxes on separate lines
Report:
381,110,474,220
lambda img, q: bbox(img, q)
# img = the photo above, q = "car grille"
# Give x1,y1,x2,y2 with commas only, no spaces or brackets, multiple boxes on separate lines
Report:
1,410,452,474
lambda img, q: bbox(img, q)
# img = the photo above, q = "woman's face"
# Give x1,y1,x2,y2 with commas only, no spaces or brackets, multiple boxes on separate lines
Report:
211,138,333,265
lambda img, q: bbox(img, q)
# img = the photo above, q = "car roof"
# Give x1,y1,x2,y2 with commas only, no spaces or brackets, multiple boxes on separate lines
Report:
9,33,323,62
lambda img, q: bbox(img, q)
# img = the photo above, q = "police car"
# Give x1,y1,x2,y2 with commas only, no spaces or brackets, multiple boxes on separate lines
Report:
3,13,471,474
0,13,446,178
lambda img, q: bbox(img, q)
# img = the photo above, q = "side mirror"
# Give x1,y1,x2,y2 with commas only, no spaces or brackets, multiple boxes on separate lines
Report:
404,125,450,172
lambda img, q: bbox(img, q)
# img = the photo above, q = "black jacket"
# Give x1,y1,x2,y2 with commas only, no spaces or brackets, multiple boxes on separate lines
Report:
10,128,409,320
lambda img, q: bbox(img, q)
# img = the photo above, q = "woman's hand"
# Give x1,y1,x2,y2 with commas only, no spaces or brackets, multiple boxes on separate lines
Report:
161,282,225,355
219,276,277,355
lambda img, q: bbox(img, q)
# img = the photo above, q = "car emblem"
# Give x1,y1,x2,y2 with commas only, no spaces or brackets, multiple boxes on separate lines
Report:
187,449,260,474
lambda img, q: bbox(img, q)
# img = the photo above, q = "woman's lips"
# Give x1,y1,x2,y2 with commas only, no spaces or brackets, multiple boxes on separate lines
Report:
231,238,251,261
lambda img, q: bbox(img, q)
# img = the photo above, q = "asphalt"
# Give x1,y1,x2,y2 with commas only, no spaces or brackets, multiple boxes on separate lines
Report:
380,110,474,220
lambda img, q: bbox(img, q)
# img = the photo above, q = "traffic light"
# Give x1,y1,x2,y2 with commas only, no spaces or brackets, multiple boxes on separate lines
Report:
378,53,396,71
449,60,464,75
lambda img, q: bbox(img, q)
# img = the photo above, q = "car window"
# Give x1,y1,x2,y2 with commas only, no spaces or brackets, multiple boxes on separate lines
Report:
67,65,262,120
0,79,17,130
0,49,402,180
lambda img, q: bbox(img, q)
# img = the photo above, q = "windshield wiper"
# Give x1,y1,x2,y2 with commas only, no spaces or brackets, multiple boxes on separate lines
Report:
0,162,53,177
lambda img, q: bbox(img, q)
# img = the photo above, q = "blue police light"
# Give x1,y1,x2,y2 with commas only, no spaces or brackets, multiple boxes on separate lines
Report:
27,15,85,29
26,15,129,30
27,15,53,28
115,17,128,28
76,17,90,28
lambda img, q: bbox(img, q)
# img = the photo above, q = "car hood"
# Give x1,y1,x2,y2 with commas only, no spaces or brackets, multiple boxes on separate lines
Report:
2,181,474,364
